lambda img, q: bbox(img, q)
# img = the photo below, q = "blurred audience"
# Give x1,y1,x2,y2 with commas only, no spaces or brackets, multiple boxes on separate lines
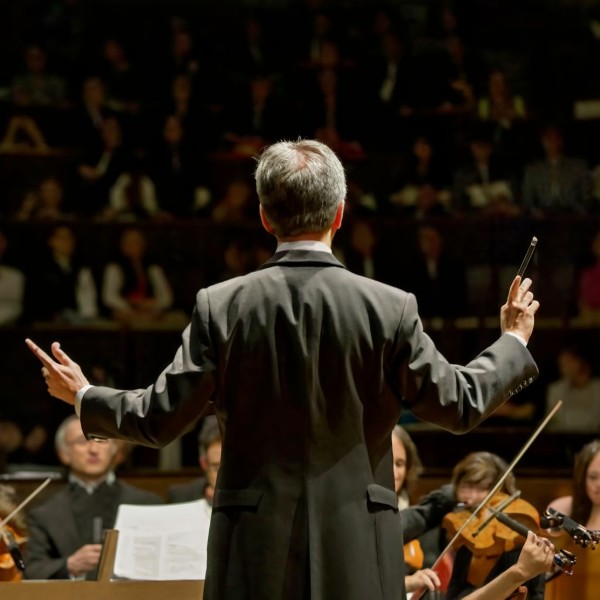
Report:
522,125,592,217
24,225,98,324
101,227,178,324
0,231,25,326
402,225,468,318
545,345,600,433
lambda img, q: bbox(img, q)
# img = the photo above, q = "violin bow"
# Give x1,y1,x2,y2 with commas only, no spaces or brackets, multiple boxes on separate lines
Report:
411,400,562,598
0,477,52,573
0,477,52,532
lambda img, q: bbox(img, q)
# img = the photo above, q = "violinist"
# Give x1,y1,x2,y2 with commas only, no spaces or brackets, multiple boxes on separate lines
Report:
440,452,546,599
393,425,445,595
545,439,600,599
462,531,554,600
547,439,600,530
0,484,26,582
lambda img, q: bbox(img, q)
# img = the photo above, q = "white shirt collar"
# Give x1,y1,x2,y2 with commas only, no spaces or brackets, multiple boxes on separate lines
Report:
276,240,332,254
69,470,116,495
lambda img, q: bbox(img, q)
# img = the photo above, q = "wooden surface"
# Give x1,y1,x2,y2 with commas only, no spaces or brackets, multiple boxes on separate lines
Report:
0,579,204,600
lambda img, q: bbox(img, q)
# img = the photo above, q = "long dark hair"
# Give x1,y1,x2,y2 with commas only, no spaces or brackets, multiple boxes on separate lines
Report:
572,439,600,525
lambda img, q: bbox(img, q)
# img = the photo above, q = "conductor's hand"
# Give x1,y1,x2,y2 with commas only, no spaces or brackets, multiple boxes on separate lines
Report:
25,339,89,405
67,544,102,577
500,276,540,344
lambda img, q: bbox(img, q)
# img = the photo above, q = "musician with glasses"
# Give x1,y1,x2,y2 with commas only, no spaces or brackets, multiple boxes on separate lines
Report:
24,415,161,580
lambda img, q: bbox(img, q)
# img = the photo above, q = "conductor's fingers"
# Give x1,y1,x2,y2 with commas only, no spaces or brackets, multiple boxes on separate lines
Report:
25,338,58,370
507,276,521,303
51,342,73,366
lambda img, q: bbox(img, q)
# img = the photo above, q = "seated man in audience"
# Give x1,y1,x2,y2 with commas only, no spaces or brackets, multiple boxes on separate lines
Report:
24,415,161,580
168,415,221,504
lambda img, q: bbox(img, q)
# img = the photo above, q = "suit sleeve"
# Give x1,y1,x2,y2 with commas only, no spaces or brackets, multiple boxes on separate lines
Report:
391,293,538,433
24,511,70,580
81,289,217,447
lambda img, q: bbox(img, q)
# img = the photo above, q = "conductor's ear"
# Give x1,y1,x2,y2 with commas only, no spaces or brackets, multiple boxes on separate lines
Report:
332,202,345,232
259,205,275,235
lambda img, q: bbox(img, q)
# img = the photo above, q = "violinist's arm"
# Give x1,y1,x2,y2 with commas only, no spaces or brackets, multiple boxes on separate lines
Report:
462,532,554,600
400,485,455,542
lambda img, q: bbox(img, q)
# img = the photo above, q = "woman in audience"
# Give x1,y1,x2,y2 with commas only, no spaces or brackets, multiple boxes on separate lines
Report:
101,227,177,324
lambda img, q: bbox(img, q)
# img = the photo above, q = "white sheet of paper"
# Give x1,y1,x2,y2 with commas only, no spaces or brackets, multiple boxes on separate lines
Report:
113,499,211,580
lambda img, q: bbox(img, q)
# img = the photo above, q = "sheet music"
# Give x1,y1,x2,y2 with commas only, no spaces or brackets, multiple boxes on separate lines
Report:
113,499,211,580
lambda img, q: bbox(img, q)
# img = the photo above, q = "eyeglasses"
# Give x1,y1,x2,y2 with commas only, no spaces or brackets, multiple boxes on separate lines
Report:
66,437,110,447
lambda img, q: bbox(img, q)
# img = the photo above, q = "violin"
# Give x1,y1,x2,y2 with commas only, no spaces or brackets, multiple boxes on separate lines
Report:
442,491,541,587
404,539,424,571
0,523,26,581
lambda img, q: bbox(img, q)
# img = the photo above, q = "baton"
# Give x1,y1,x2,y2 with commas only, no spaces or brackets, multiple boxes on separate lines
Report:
516,236,538,279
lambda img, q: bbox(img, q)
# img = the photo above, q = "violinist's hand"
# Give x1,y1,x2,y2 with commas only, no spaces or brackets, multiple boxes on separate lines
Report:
405,568,441,593
507,586,528,600
500,276,540,344
67,544,103,577
514,531,555,581
25,339,89,405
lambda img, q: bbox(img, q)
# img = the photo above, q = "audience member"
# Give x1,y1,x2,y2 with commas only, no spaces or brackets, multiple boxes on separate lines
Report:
402,225,468,318
11,44,67,108
97,38,141,114
211,180,254,223
68,76,111,152
101,227,177,323
76,116,128,217
24,415,161,580
452,130,519,216
522,125,592,216
545,345,600,433
338,218,396,285
24,225,98,324
15,176,71,221
149,114,210,217
224,75,288,147
477,68,527,130
216,238,253,282
578,229,600,323
105,154,162,222
0,231,25,326
389,134,449,207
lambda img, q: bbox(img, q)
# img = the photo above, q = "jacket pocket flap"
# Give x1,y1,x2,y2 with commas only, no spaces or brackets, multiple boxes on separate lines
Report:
367,484,398,511
213,489,263,509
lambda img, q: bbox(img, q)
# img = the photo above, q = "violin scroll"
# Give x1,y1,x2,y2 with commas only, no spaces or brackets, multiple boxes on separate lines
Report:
542,507,600,549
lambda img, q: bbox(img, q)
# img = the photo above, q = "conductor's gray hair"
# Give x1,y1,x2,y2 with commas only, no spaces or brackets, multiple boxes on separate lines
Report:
255,139,346,237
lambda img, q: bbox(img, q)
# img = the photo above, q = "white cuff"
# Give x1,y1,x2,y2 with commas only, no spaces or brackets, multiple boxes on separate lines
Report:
74,384,94,417
505,331,527,347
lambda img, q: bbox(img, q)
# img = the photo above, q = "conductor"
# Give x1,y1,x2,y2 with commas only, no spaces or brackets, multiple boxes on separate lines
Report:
27,139,539,600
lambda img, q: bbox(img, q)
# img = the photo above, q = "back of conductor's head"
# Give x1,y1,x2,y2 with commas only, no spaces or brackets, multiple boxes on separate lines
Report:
255,139,347,238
